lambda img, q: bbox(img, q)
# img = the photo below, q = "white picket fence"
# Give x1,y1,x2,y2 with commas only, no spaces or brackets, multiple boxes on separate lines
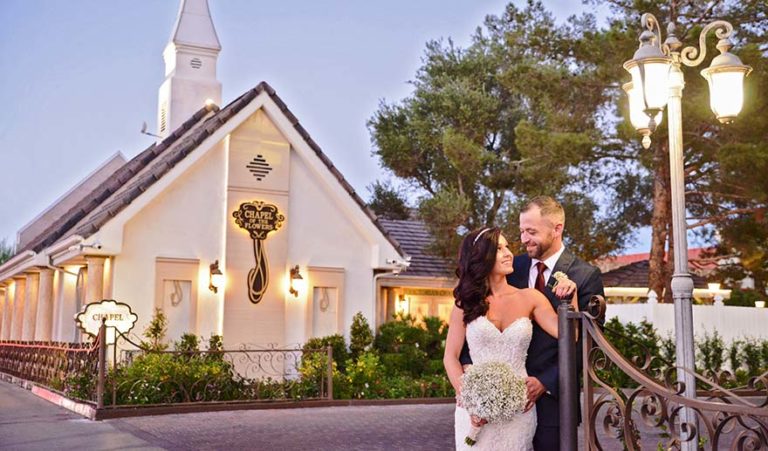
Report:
605,294,768,344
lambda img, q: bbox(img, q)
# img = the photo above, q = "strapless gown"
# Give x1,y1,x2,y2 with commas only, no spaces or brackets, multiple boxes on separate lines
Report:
455,316,536,451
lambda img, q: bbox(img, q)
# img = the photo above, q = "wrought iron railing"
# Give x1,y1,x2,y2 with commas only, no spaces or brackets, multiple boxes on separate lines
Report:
0,331,103,402
558,296,768,450
0,322,333,411
103,332,333,407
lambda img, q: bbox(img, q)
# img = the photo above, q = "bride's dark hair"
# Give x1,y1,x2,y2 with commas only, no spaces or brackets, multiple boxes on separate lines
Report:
453,227,501,325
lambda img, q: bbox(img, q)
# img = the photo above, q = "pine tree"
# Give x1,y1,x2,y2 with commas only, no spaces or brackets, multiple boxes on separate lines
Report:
349,312,373,360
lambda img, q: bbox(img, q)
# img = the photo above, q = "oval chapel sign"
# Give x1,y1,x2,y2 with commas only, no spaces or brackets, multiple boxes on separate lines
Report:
75,299,138,343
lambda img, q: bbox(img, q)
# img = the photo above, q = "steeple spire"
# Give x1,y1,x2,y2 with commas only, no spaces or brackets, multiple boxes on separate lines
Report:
156,0,222,139
169,0,221,50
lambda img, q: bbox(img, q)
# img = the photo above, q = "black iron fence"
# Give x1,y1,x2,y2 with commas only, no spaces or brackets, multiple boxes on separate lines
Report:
0,322,333,412
0,334,101,401
559,296,768,450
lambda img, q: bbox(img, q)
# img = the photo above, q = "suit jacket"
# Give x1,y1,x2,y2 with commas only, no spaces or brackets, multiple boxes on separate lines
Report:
459,248,604,427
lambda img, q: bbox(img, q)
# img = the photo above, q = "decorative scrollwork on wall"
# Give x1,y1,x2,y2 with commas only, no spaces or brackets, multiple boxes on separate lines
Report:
319,287,330,313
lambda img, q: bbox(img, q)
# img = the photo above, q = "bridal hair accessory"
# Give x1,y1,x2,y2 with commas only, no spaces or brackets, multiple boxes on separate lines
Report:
472,228,492,246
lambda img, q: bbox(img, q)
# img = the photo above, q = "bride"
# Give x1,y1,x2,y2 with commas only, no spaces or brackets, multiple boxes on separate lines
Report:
443,227,577,451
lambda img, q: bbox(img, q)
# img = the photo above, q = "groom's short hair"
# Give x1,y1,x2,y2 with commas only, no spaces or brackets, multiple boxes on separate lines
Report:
522,196,565,227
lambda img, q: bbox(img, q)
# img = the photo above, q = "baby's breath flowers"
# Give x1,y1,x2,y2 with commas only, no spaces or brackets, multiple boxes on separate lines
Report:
458,361,527,446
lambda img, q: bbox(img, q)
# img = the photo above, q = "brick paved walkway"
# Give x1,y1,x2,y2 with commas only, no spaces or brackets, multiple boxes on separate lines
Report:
2,380,677,450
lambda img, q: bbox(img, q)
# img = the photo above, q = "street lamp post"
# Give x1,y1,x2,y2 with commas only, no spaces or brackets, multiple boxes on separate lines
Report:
623,13,751,450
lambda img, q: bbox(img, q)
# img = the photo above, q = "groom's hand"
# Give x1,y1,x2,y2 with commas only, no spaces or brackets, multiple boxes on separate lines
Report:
524,376,546,412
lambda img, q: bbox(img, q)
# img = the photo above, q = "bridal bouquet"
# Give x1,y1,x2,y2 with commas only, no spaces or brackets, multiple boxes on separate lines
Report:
459,361,527,446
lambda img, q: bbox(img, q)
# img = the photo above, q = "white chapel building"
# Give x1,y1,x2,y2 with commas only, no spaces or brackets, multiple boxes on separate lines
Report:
0,0,456,349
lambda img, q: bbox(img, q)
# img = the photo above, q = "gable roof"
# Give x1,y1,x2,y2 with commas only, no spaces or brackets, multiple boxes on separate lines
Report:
378,219,454,278
600,260,709,289
19,82,406,259
16,151,126,250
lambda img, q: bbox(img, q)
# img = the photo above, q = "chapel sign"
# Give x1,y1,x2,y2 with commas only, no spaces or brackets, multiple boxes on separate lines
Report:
233,201,285,304
74,299,138,345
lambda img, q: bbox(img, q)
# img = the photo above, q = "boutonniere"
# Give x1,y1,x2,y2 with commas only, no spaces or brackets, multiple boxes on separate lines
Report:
547,271,569,290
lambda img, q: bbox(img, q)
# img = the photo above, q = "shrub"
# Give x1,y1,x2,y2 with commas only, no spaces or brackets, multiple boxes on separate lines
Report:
141,308,169,351
427,359,445,375
175,333,200,355
599,318,665,388
380,346,429,377
108,351,244,405
374,313,426,353
64,371,96,401
660,335,676,365
421,316,448,360
742,339,763,375
349,312,374,360
726,289,767,307
345,351,384,399
297,351,346,399
206,334,224,362
729,340,744,372
696,330,725,374
302,334,349,372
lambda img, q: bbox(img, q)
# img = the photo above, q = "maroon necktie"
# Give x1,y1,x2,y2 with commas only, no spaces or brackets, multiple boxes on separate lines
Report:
535,261,547,293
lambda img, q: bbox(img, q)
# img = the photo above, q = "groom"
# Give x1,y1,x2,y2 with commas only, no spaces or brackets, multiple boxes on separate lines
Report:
459,196,604,450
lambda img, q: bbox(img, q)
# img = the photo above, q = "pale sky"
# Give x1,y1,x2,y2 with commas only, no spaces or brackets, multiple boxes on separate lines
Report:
1,0,644,252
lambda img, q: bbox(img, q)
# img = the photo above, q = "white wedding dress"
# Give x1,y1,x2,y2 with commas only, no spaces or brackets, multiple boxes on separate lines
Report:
455,316,536,451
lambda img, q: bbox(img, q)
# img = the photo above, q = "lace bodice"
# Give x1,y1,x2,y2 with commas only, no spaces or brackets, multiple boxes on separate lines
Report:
465,316,532,377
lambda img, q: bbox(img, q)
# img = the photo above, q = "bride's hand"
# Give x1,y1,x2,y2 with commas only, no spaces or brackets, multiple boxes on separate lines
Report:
553,277,576,300
470,415,488,427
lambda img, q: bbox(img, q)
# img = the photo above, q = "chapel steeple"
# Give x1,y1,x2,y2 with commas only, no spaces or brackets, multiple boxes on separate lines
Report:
157,0,222,138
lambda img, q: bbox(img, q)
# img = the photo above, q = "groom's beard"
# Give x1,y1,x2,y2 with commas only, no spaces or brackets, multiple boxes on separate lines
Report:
525,243,543,259
524,237,553,259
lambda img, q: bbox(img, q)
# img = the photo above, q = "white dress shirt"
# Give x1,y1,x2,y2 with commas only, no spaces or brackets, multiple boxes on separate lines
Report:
528,245,566,289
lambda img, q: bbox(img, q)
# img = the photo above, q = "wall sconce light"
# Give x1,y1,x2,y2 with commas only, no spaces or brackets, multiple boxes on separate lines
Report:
209,260,224,293
288,265,303,298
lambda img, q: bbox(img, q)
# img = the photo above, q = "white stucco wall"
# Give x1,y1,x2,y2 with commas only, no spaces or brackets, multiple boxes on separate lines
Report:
111,142,227,343
283,149,378,347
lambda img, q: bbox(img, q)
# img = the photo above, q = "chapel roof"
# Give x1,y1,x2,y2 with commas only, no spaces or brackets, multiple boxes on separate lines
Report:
20,82,406,260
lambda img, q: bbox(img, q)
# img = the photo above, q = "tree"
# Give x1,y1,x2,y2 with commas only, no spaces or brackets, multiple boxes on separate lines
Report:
0,239,13,265
368,1,645,262
349,312,374,360
587,0,768,298
366,180,411,220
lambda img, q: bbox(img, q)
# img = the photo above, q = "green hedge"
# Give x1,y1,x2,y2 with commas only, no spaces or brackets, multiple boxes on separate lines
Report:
599,318,768,389
104,311,450,404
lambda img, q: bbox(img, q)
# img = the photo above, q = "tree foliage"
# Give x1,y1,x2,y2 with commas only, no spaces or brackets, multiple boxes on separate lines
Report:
366,180,411,220
370,0,768,291
0,239,14,265
588,0,768,297
368,1,645,262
